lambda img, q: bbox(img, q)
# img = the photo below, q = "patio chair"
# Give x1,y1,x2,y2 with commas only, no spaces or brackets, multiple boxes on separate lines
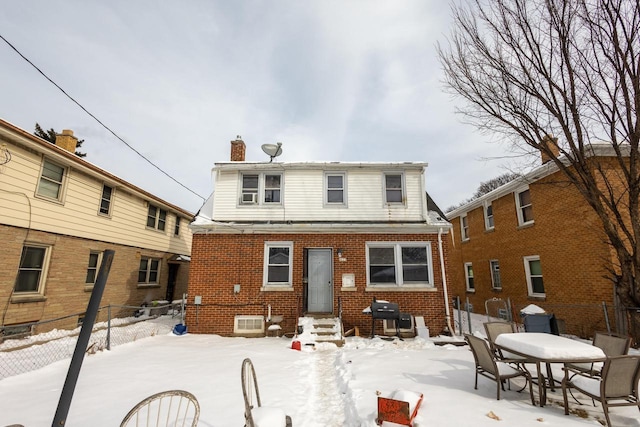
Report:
465,334,534,404
565,332,632,377
562,355,640,427
483,322,520,360
242,358,292,427
119,390,200,427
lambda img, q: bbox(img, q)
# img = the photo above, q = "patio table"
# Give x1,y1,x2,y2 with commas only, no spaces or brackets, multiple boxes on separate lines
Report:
494,332,606,407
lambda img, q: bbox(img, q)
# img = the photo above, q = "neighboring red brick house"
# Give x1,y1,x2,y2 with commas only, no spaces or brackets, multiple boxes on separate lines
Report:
186,138,453,337
447,145,628,338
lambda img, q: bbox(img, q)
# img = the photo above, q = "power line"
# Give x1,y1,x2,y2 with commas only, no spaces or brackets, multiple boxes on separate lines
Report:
0,33,206,201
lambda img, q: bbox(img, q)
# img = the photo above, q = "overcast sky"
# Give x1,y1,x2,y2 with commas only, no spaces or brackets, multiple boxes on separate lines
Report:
0,1,516,214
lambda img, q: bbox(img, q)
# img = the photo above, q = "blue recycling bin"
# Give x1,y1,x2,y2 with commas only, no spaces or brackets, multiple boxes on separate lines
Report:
523,313,558,335
172,324,187,335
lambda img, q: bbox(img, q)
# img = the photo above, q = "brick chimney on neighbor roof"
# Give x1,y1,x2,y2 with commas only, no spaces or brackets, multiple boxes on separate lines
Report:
540,134,559,164
230,135,246,161
55,129,78,153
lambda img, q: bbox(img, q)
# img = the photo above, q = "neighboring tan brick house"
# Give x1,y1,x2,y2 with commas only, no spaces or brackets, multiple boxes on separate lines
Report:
0,118,192,337
447,145,628,338
187,138,453,337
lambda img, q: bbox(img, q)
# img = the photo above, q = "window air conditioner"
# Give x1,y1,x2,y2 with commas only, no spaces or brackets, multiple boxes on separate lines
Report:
383,315,415,337
241,193,258,204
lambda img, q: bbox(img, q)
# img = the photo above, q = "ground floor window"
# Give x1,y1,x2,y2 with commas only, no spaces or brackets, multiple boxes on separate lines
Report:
86,251,102,284
490,260,501,289
263,242,293,286
366,242,433,287
465,262,474,291
524,255,544,296
138,257,160,284
15,244,51,295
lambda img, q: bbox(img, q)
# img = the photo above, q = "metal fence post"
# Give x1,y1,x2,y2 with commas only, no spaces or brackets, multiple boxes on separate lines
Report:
602,301,611,334
456,296,462,336
466,297,472,334
52,250,114,427
106,304,111,351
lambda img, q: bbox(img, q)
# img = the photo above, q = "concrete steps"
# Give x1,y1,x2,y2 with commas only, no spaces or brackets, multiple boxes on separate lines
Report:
296,315,345,347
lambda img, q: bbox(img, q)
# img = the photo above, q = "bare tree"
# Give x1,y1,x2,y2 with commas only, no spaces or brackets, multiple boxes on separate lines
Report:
438,0,640,308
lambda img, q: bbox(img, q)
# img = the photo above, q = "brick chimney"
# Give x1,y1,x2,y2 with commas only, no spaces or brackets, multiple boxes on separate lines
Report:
540,134,559,164
55,129,78,153
230,135,246,161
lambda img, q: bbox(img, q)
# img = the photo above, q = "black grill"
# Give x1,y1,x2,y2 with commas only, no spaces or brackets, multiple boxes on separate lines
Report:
369,298,410,338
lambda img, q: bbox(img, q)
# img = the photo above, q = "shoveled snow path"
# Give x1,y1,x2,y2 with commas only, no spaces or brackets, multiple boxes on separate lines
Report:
294,343,359,427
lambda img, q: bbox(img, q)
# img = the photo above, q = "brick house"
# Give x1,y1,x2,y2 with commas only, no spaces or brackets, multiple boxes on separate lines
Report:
446,145,628,338
186,138,453,337
0,118,192,337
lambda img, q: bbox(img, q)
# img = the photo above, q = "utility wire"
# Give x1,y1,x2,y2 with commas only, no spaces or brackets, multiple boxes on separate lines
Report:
0,33,205,201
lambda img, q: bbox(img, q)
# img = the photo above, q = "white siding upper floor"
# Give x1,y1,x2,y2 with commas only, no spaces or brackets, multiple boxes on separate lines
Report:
210,162,430,223
0,119,192,255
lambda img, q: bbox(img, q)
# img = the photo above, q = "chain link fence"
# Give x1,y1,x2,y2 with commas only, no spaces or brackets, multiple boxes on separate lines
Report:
0,303,183,380
453,296,640,347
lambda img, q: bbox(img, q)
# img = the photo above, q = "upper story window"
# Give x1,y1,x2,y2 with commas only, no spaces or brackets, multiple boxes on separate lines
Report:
490,259,501,289
138,257,160,284
524,255,544,296
367,242,433,287
15,244,51,295
485,202,494,230
36,158,66,201
99,184,114,216
174,216,181,236
383,173,404,204
464,262,474,291
86,251,102,284
516,188,534,226
263,242,293,286
461,214,470,241
146,204,167,231
325,172,346,206
240,173,283,205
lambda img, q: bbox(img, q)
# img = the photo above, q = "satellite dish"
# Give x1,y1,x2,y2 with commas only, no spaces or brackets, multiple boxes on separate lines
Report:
261,142,283,162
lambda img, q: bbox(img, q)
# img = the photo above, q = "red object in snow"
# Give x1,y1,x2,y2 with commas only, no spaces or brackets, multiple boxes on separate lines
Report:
376,391,423,426
291,340,301,351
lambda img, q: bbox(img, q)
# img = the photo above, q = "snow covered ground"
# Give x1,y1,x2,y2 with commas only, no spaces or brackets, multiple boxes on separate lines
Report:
0,314,638,427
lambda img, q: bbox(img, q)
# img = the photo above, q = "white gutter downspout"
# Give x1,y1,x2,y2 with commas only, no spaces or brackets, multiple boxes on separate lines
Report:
438,227,454,335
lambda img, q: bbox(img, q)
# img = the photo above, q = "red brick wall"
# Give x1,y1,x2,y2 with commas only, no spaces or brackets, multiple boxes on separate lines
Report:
186,232,453,337
448,170,615,336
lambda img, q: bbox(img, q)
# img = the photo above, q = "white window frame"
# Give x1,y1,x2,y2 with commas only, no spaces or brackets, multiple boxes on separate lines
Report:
36,158,67,202
464,262,474,292
234,315,265,334
490,259,501,289
85,251,103,284
174,216,181,236
324,172,347,206
138,257,161,285
263,242,293,287
14,244,52,296
524,255,545,297
484,202,494,230
515,187,534,226
383,172,405,205
146,204,167,231
366,242,434,287
460,214,470,241
98,184,114,216
239,172,284,206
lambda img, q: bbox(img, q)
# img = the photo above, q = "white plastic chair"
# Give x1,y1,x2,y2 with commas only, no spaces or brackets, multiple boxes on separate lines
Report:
120,389,200,427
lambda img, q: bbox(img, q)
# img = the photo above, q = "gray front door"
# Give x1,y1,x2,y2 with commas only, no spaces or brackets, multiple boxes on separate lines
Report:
307,249,333,312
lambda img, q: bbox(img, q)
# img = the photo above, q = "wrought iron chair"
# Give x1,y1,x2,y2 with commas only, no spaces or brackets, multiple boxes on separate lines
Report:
242,358,292,427
562,355,640,427
119,390,200,427
465,334,534,404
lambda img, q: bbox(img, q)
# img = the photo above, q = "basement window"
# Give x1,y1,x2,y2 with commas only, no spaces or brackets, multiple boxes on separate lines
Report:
234,315,265,334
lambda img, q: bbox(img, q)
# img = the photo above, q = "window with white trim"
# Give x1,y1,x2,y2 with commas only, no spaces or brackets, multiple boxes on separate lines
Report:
516,188,534,225
461,214,469,241
264,174,282,203
85,251,102,284
241,174,259,204
263,242,293,286
36,158,66,201
14,244,51,295
524,256,544,296
465,262,474,291
138,257,160,284
240,173,283,205
485,202,494,230
490,259,501,289
366,242,433,286
234,315,265,334
325,172,346,205
146,205,167,231
383,173,404,204
174,216,181,236
99,184,113,216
